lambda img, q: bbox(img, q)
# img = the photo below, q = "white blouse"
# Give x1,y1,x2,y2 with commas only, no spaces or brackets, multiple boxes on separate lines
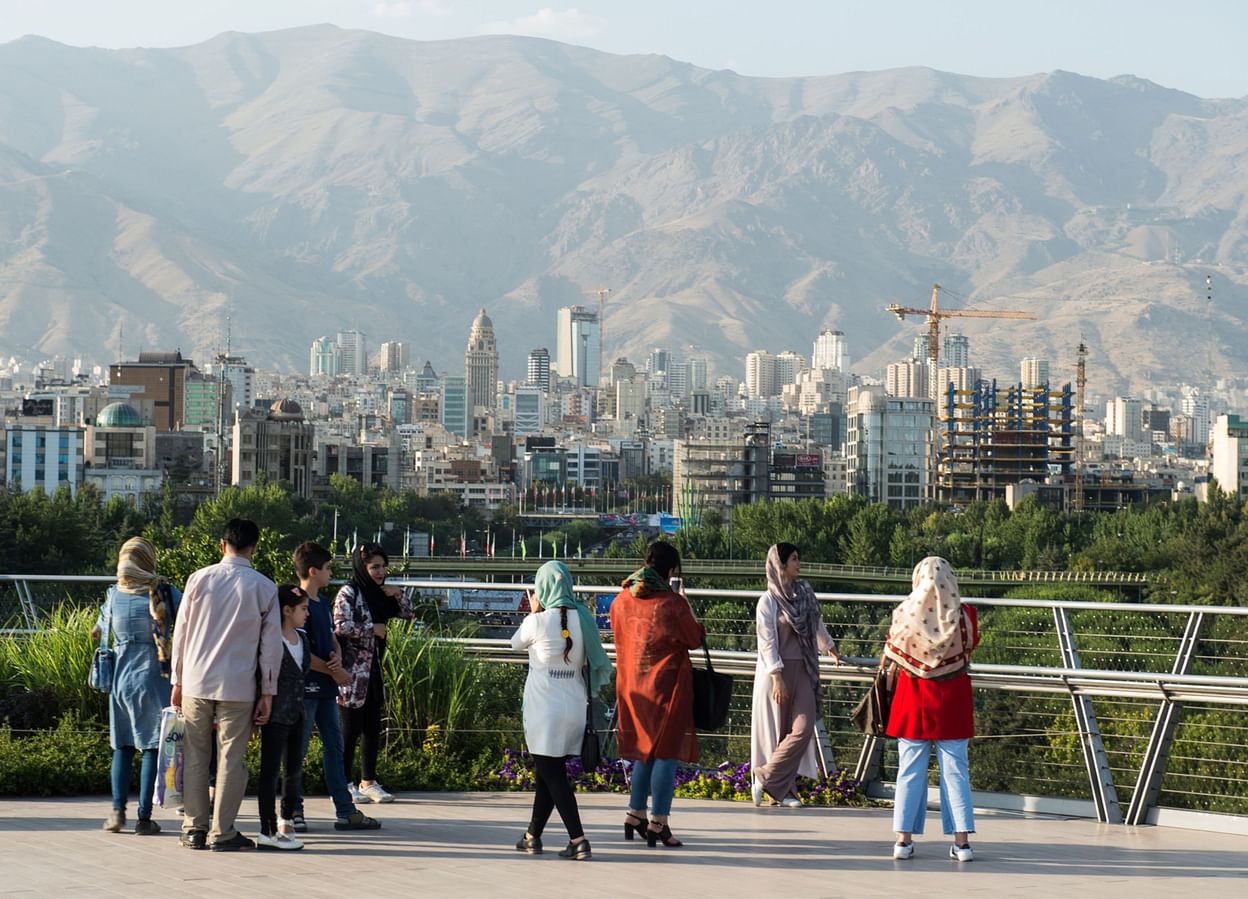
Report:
510,608,587,757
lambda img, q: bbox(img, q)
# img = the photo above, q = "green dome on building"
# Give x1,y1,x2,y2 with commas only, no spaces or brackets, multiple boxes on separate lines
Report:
96,402,143,428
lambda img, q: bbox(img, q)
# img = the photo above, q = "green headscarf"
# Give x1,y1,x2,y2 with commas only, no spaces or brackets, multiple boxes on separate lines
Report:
621,566,668,598
535,560,613,693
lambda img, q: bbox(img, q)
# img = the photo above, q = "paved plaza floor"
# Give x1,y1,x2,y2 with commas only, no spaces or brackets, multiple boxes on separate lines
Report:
0,792,1244,897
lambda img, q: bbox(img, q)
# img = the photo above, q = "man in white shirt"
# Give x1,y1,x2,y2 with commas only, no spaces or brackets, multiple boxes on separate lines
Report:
171,518,282,851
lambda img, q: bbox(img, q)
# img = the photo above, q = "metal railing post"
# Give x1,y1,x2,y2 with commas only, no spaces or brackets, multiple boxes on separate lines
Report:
1054,607,1122,823
16,579,39,631
1125,611,1204,826
853,733,885,785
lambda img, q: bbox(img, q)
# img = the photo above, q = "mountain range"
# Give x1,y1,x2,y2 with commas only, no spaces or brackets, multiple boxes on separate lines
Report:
1,25,1247,399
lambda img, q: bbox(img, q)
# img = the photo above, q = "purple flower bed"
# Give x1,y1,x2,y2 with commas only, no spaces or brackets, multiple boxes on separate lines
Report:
493,749,866,805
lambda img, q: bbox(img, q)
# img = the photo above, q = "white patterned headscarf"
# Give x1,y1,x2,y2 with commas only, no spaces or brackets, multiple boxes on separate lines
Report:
884,556,971,679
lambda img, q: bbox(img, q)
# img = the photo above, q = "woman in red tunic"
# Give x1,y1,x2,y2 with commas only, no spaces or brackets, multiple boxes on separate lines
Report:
883,556,980,863
611,541,705,849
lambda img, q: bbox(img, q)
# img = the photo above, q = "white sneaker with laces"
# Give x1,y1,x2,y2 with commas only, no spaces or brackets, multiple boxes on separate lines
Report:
950,843,973,862
360,782,395,803
780,796,803,808
893,842,915,860
348,783,368,804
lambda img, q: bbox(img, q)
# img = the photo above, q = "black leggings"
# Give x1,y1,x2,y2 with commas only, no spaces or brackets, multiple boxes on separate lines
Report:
528,755,584,840
341,659,384,783
258,718,304,836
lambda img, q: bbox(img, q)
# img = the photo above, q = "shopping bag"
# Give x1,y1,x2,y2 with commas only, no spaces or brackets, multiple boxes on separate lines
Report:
155,706,185,809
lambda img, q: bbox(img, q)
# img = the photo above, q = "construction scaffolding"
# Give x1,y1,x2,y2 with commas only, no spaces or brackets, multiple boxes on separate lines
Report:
937,379,1075,505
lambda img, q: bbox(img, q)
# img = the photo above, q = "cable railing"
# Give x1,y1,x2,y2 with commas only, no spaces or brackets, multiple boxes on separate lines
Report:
3,574,1246,830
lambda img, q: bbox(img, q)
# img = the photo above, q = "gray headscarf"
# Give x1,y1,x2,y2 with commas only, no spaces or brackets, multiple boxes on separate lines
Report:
765,544,822,699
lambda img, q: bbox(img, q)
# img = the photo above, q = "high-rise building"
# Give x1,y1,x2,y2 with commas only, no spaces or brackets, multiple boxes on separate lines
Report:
108,350,195,431
745,351,777,399
886,359,930,399
912,335,930,361
441,376,469,438
206,355,254,413
513,387,544,435
668,358,690,400
943,334,970,368
1181,388,1211,446
336,329,367,377
812,329,848,372
231,399,314,498
309,336,341,378
846,385,934,510
555,306,601,387
648,348,671,376
1020,357,1050,389
688,357,709,391
464,309,499,410
3,424,85,495
379,341,410,373
609,357,636,386
775,351,806,390
527,348,551,391
1211,414,1248,497
1106,396,1146,442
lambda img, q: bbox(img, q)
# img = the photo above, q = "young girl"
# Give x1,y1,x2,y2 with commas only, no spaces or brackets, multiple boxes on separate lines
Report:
257,584,312,850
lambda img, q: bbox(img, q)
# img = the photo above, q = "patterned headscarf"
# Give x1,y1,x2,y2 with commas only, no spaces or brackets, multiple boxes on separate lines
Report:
765,544,822,697
116,537,174,675
884,556,971,679
621,566,668,598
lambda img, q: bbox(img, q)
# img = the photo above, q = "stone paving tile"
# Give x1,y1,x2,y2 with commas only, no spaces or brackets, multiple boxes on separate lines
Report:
0,792,1244,897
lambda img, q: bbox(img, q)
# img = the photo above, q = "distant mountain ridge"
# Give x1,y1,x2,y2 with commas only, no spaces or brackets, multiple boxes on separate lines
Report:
1,25,1247,397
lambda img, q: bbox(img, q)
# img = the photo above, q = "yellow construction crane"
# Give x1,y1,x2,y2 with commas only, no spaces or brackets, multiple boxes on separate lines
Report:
886,284,1037,367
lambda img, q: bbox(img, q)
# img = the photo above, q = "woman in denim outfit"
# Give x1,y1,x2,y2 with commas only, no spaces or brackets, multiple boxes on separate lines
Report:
92,537,180,835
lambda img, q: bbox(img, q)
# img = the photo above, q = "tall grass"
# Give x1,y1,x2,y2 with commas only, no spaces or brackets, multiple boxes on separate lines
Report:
0,605,106,724
383,620,481,736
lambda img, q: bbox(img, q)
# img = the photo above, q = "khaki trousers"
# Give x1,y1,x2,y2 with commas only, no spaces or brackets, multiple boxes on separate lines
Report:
181,697,254,841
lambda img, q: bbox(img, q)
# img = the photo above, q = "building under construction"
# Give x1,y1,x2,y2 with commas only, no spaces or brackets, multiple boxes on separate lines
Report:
937,379,1074,505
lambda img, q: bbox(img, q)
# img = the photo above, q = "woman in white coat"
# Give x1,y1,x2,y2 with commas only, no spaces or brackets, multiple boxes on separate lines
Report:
751,543,840,807
510,560,613,860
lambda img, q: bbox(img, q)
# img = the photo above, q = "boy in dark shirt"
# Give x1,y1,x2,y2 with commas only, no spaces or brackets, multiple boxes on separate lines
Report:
288,542,380,831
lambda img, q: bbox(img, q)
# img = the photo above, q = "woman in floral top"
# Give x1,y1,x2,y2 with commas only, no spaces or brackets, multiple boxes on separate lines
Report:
333,543,414,804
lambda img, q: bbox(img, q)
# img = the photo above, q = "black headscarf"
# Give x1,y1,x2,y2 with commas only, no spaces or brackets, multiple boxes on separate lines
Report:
351,543,396,625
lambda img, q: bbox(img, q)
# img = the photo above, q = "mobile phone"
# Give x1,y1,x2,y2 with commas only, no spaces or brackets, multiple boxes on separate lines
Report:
669,577,683,594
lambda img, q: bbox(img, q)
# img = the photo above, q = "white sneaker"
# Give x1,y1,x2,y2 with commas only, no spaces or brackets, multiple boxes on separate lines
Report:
256,832,304,851
950,843,973,862
780,796,803,808
751,779,764,807
348,783,368,804
359,782,394,803
893,842,915,860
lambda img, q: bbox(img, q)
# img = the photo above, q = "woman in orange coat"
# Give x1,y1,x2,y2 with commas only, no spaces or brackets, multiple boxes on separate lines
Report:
611,541,705,848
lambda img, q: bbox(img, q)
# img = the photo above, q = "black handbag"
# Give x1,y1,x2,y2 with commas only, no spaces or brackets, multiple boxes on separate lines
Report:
850,656,895,736
691,638,733,731
580,665,601,771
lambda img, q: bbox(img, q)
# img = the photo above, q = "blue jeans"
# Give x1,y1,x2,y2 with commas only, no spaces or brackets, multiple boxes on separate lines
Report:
893,738,975,836
628,758,678,818
295,694,358,819
111,746,158,820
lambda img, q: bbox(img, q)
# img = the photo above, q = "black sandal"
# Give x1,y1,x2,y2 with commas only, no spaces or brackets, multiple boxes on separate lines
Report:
645,823,683,848
624,811,646,841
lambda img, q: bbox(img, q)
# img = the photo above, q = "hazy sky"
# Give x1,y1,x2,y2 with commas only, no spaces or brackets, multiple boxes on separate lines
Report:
1,1,1245,98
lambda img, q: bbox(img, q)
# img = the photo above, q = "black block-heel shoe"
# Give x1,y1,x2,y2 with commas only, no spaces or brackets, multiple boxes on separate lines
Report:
624,811,646,841
559,838,592,860
515,834,543,854
645,824,683,848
